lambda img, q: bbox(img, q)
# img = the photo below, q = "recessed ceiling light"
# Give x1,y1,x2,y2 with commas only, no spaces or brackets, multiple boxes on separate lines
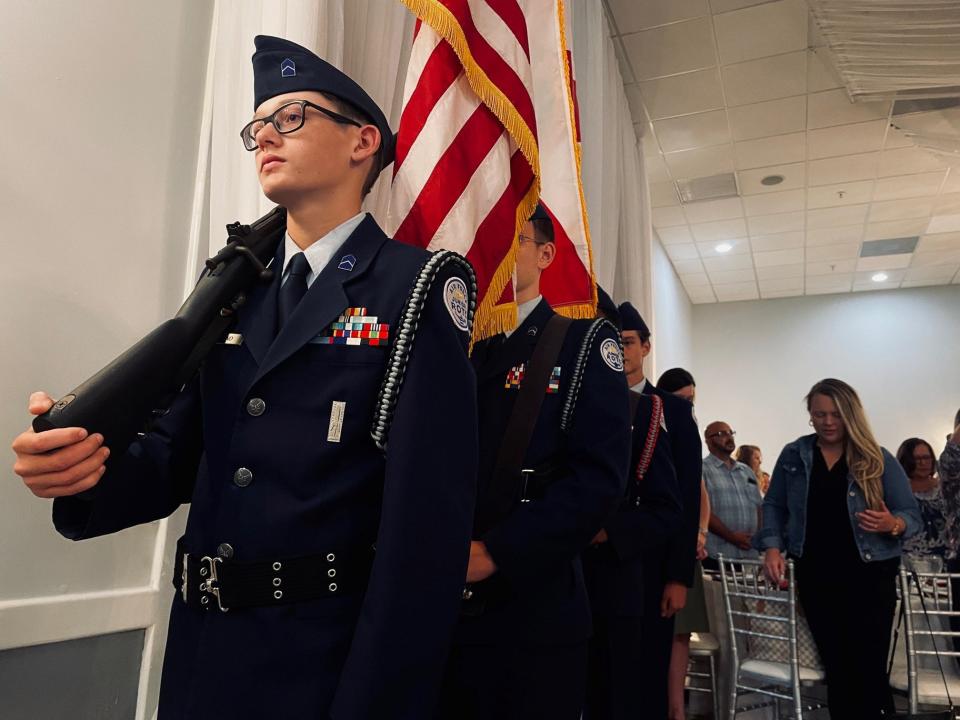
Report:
761,174,785,186
872,272,889,282
715,242,733,253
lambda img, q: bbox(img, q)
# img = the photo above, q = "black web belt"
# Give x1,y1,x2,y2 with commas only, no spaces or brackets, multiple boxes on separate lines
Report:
172,537,374,612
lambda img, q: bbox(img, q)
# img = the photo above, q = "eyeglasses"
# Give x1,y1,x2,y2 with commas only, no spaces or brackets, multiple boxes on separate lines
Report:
240,100,361,151
518,234,546,245
707,430,736,439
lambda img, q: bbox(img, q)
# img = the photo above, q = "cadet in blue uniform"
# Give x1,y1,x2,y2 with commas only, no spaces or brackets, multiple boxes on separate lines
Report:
618,301,703,718
582,291,683,720
12,36,478,720
436,206,631,720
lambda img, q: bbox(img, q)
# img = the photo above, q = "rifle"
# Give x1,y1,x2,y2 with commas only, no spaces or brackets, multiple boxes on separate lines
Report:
32,206,287,452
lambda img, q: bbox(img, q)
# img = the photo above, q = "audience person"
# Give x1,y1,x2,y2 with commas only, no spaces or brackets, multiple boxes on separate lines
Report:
897,438,953,567
940,409,960,652
735,444,770,496
656,369,711,720
702,422,762,570
759,379,921,720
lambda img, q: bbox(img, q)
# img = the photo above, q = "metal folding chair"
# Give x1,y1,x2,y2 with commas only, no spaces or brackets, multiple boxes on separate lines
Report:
717,555,826,719
687,631,721,718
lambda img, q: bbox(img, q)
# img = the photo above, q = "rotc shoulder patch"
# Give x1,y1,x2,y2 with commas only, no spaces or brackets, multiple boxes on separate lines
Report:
443,276,470,332
599,338,624,372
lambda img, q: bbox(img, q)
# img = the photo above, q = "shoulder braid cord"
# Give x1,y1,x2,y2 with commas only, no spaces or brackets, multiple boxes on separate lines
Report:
560,318,621,433
636,393,664,481
370,250,478,451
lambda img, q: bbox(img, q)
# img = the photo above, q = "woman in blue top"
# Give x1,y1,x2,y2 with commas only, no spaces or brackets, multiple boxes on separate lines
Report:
758,378,921,720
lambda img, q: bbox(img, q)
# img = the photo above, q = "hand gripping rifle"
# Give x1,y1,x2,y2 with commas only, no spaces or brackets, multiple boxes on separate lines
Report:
32,207,287,452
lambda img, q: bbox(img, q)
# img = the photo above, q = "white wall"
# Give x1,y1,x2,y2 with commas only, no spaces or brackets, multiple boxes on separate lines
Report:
691,285,960,468
651,237,694,380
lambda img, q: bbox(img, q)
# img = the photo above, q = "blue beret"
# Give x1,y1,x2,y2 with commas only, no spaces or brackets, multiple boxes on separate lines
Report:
252,35,395,168
596,286,620,328
618,302,650,339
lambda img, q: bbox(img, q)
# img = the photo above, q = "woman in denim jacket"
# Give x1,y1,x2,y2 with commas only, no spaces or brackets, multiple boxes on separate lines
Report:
757,378,921,720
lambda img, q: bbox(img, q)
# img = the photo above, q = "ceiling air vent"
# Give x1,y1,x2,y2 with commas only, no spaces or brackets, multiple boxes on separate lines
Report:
676,172,739,204
892,96,960,116
860,237,920,257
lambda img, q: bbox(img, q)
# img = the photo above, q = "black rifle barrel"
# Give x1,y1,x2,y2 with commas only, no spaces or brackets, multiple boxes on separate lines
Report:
32,206,287,451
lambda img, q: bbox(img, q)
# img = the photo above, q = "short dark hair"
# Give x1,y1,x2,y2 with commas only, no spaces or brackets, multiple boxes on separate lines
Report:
657,367,695,393
954,407,960,429
531,217,555,245
896,437,938,478
320,92,383,197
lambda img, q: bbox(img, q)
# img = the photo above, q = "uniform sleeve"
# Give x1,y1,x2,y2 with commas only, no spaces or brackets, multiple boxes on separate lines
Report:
604,406,682,563
52,378,203,540
481,323,631,588
661,397,703,587
330,263,477,720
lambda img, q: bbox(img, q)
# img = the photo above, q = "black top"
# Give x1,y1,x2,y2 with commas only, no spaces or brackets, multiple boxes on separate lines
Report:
803,446,861,567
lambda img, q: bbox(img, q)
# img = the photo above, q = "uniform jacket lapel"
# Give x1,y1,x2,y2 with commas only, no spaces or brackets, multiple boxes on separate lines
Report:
479,298,555,381
235,241,284,367
251,214,388,386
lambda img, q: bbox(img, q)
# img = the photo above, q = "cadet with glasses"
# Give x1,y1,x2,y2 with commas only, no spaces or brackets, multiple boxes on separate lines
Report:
11,35,478,719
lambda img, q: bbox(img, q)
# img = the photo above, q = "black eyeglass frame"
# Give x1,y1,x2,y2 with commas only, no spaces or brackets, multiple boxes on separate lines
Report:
240,100,362,151
707,430,737,439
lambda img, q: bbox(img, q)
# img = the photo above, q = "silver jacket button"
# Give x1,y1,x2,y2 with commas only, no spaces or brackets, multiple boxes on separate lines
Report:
246,398,266,416
233,467,253,487
217,543,234,559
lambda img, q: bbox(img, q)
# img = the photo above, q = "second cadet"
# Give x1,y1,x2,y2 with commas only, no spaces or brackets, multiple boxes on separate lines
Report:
436,205,631,719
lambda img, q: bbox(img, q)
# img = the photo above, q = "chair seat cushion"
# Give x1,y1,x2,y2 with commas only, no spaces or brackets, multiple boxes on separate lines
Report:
740,659,825,684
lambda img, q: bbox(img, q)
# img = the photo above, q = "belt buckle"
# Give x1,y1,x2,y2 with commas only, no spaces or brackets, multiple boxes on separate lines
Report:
520,468,535,503
199,556,230,612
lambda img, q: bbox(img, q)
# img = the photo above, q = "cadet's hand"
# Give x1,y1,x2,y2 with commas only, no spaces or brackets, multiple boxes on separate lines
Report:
466,541,497,583
591,528,608,546
661,581,687,618
11,392,109,498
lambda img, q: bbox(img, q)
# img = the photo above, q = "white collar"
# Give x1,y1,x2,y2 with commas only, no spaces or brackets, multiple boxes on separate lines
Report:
282,212,366,286
630,378,648,394
506,295,542,337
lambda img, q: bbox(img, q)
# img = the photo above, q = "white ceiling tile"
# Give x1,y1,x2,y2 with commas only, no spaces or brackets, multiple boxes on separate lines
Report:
738,163,806,195
714,281,760,301
686,286,718,303
623,18,718,81
806,258,858,275
657,226,694,245
879,147,951,177
806,204,869,230
807,47,843,93
806,273,853,293
934,193,960,215
713,0,808,66
638,68,725,120
690,218,749,242
806,180,875,209
903,264,959,284
918,232,960,253
722,51,808,107
754,247,804,267
607,0,710,34
756,263,804,279
806,225,864,246
644,149,672,182
702,253,755,271
727,96,807,141
759,275,805,293
852,281,901,292
666,243,700,261
682,196,745,224
805,242,860,261
911,250,960,267
761,288,805,298
808,152,880,186
865,218,929,241
707,268,757,284
743,189,806,216
748,210,806,235
807,89,890,129
942,169,960,194
652,206,688,228
654,110,731,153
697,238,751,256
873,171,947,201
710,0,772,12
734,132,806,170
868,197,935,223
680,271,712,286
664,144,735,179
883,125,915,150
672,257,706,274
854,269,905,285
855,254,912,272
927,214,960,235
807,120,887,160
650,180,681,207
749,231,805,251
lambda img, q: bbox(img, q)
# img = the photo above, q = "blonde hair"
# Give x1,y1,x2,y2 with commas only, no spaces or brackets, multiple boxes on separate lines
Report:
806,379,885,510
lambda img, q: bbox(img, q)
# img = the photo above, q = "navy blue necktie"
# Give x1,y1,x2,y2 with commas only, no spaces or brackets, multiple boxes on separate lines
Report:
277,252,310,329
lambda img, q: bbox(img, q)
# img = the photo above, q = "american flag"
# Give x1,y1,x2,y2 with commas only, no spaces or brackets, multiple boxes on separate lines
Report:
389,0,596,340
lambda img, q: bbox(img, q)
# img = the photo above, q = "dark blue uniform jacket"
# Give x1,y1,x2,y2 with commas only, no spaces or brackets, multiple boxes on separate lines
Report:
455,298,631,647
52,215,478,720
